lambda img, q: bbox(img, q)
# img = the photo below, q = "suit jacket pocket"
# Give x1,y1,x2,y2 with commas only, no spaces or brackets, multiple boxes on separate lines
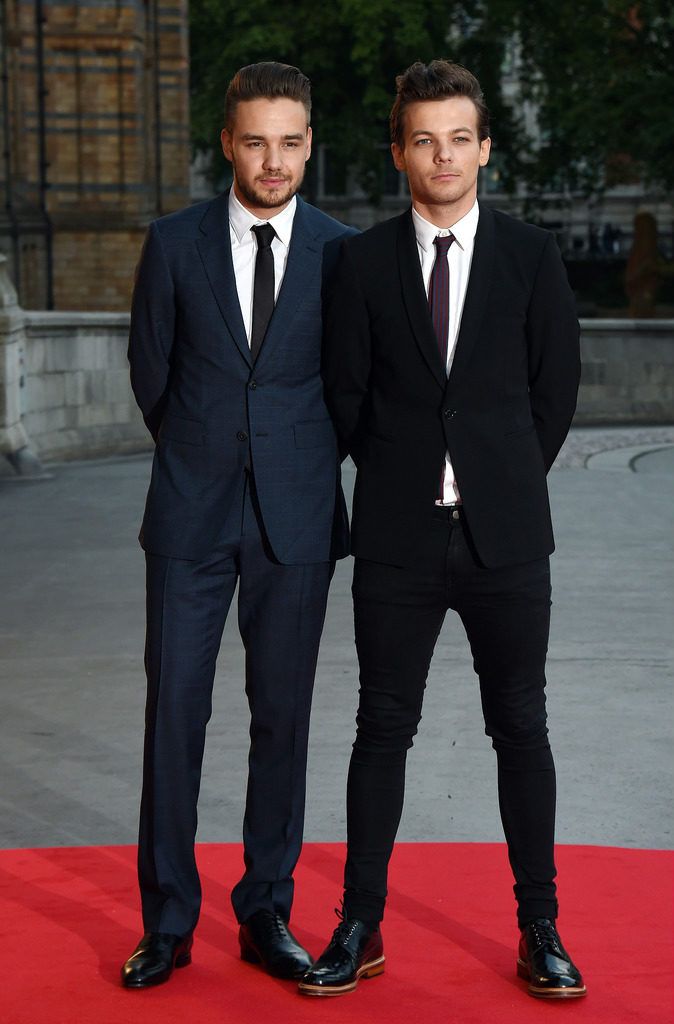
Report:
294,418,336,449
159,413,205,446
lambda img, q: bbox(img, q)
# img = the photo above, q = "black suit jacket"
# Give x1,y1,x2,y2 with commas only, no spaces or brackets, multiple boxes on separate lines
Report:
322,204,580,570
128,191,355,565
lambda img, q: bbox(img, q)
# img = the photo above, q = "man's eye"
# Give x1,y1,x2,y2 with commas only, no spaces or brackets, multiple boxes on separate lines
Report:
454,136,469,143
415,138,432,145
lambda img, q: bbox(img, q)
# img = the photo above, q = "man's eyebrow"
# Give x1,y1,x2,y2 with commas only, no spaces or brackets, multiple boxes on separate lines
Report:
240,132,305,140
410,126,475,136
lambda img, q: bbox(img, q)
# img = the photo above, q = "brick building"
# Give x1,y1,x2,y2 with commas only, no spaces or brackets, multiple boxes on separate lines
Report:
0,0,189,311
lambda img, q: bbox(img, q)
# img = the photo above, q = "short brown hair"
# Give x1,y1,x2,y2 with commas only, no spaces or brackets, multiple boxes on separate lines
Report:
224,61,312,130
390,60,490,147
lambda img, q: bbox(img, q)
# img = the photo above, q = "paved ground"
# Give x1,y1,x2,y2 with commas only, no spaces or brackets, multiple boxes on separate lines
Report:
1,426,673,853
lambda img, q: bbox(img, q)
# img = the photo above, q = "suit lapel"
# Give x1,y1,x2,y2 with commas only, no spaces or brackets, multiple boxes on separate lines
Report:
196,191,251,366
397,211,446,389
254,197,320,366
447,203,495,386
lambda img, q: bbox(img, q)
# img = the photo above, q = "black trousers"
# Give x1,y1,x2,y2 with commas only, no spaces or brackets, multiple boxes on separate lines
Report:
138,476,332,935
343,509,557,928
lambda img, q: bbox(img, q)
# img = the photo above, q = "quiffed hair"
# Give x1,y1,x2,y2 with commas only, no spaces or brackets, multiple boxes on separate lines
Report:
224,61,312,129
390,60,490,146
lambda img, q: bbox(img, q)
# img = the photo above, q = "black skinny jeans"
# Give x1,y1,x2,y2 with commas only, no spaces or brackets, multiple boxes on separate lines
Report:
343,511,558,928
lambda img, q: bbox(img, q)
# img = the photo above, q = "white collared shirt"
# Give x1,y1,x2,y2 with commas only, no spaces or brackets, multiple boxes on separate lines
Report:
228,189,297,344
411,198,480,504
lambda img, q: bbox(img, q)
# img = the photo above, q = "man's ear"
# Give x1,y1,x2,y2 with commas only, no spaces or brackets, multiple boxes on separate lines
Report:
221,128,233,162
391,142,406,173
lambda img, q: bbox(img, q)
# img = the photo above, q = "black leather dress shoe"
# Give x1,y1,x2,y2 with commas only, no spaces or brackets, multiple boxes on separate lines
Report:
121,931,193,988
298,917,385,996
239,910,313,979
517,918,586,998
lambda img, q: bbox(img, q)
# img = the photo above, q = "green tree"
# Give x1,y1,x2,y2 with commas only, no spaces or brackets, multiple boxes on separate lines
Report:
469,0,674,198
189,0,517,198
189,0,673,201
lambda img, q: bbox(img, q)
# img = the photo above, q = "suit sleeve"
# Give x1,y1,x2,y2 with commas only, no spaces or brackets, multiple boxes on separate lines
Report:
526,234,581,471
322,242,372,463
127,221,175,442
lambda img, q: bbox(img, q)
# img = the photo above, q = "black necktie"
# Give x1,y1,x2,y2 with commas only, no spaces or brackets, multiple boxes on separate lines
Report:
428,233,455,368
250,223,276,360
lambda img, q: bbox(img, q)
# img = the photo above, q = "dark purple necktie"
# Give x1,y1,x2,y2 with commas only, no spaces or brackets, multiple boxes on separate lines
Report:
428,233,455,368
251,223,276,360
428,233,455,501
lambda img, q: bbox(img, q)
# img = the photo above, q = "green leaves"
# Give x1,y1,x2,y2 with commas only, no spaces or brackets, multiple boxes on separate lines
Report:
503,0,674,196
189,0,673,201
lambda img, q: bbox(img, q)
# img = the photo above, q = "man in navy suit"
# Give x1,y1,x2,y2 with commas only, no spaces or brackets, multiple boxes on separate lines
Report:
121,62,353,989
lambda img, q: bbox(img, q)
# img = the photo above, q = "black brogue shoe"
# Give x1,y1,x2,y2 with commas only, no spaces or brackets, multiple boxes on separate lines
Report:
298,916,384,996
518,918,586,998
121,931,193,988
239,910,313,979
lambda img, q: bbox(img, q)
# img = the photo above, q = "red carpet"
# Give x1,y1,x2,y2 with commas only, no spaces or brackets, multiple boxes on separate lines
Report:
1,842,671,1024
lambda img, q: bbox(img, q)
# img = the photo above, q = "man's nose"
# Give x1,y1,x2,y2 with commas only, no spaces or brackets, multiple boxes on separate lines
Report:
263,146,282,168
435,142,453,163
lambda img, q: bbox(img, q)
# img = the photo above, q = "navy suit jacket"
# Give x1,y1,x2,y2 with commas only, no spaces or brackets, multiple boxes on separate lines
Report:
128,191,354,564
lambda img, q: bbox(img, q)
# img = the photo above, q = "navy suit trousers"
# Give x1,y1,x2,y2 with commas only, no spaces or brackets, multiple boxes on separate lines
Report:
138,474,332,934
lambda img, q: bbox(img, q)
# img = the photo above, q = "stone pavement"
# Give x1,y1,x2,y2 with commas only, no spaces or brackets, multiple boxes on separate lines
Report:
1,426,672,853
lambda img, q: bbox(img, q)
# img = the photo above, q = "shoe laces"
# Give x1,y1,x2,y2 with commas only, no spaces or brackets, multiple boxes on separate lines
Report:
257,910,289,941
529,918,564,956
331,903,359,944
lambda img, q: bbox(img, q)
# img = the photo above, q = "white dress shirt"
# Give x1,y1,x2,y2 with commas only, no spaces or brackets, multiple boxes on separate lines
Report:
228,189,297,344
412,199,479,504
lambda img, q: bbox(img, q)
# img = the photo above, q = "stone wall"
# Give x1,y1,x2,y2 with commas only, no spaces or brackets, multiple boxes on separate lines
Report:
2,305,673,467
0,0,190,311
576,320,674,424
21,311,146,459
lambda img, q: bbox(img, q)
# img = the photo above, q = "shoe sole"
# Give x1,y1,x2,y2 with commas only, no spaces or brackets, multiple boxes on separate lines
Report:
298,955,386,997
517,959,587,998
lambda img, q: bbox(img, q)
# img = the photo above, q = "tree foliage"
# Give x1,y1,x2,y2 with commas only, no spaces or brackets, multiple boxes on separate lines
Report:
190,0,474,197
189,0,674,200
503,0,674,196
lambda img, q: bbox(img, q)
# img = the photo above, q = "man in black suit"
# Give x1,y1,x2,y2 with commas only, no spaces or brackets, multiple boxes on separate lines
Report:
121,62,353,989
299,61,586,1000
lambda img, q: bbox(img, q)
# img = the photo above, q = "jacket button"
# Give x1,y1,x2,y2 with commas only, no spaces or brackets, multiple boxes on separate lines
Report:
237,430,248,441
444,408,457,419
249,381,257,390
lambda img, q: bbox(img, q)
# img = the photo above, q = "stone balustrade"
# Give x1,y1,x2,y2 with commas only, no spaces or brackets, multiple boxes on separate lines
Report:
21,311,144,461
577,319,674,424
